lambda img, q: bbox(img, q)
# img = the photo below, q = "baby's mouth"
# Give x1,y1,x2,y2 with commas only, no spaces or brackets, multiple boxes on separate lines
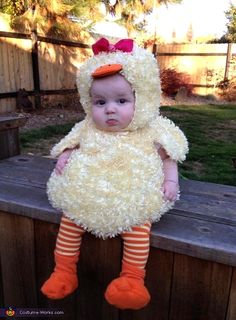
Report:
106,119,119,126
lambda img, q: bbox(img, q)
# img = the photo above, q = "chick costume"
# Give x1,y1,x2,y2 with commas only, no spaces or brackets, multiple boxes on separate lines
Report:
41,38,188,309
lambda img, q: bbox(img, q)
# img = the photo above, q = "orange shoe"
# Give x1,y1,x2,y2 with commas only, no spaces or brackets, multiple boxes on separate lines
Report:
105,262,150,309
41,252,79,299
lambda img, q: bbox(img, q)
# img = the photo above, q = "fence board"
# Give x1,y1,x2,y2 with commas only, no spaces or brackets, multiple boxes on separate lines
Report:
156,43,236,96
0,31,236,113
0,211,38,307
38,42,90,91
0,37,33,111
77,234,121,320
226,268,236,320
169,254,232,320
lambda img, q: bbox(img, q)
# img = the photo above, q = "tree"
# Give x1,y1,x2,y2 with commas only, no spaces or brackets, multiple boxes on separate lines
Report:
225,3,236,42
0,0,104,40
0,0,183,40
103,0,182,37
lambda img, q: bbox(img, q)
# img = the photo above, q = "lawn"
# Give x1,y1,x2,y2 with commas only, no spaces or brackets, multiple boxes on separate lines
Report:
161,104,236,186
20,104,236,186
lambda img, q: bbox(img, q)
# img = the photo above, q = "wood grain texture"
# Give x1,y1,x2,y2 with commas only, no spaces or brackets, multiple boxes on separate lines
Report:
226,267,236,320
169,254,232,320
0,154,236,318
0,117,27,130
1,155,236,265
77,233,121,320
0,211,37,307
151,213,236,266
0,117,27,159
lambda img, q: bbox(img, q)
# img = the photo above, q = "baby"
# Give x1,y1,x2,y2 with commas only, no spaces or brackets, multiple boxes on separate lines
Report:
41,38,188,310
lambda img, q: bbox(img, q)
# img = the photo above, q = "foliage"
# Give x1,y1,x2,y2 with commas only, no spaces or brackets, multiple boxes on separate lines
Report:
216,79,236,102
103,0,183,36
0,0,184,39
210,56,236,101
207,34,229,44
160,68,193,96
0,0,103,39
225,3,236,42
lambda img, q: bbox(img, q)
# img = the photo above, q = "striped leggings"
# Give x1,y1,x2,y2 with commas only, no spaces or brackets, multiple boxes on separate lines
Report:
56,215,151,269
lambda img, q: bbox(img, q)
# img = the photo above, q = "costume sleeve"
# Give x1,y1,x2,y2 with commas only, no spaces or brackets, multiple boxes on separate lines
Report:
50,120,85,158
152,116,188,162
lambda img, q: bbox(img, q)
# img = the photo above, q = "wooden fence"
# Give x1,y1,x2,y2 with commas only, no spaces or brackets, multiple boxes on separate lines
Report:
0,31,91,112
0,30,236,113
155,43,236,96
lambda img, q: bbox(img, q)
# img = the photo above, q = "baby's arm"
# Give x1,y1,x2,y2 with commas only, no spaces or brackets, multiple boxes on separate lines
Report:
158,145,179,201
55,147,78,175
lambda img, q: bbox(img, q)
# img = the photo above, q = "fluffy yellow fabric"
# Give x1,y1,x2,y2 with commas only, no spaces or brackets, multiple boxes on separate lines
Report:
76,45,161,131
47,43,188,238
48,118,188,238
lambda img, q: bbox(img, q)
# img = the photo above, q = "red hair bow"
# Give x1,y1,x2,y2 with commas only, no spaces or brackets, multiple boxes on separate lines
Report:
92,38,134,55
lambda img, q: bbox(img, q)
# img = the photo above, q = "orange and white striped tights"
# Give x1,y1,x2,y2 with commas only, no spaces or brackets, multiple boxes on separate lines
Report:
56,215,151,269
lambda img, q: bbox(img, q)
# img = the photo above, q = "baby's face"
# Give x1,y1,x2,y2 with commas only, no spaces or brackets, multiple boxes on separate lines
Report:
90,74,135,132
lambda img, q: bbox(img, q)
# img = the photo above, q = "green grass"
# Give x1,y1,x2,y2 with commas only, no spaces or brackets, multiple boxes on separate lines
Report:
161,104,236,186
20,104,236,186
20,122,75,147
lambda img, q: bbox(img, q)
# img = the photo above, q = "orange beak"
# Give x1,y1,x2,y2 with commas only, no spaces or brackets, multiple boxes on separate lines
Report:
92,63,123,78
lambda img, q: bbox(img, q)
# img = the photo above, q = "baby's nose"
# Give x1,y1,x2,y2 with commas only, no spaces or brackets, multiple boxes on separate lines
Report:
105,103,116,113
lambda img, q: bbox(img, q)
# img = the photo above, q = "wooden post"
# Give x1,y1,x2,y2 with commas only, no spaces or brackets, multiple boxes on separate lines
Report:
31,30,41,109
224,43,232,81
0,116,27,159
152,43,157,57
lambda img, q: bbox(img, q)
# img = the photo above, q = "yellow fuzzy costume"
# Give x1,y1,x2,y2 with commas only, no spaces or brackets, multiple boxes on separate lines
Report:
47,42,188,239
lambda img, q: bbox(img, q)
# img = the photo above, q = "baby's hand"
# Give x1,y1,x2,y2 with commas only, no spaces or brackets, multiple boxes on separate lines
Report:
162,180,179,202
55,149,74,175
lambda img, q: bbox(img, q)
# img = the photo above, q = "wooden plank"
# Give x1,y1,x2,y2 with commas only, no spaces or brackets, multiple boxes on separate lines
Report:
0,211,38,306
120,248,173,320
0,156,56,187
0,155,236,265
0,253,4,307
1,181,235,266
0,128,20,159
1,154,56,170
151,214,236,266
0,181,60,223
226,267,236,320
77,233,121,320
0,31,31,40
180,179,236,202
0,118,27,159
169,254,232,320
34,219,77,320
0,155,235,223
174,193,236,226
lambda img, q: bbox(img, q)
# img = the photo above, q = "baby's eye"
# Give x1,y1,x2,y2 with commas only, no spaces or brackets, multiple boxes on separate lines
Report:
118,99,126,104
96,100,106,106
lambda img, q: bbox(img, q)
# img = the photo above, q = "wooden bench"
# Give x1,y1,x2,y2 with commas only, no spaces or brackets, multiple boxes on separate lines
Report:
0,116,27,160
0,154,236,319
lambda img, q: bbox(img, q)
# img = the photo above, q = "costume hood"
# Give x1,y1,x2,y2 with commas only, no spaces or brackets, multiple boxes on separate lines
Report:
76,38,161,131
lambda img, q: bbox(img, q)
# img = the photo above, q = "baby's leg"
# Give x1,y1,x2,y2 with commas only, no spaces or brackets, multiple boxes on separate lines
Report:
41,215,85,299
105,222,151,309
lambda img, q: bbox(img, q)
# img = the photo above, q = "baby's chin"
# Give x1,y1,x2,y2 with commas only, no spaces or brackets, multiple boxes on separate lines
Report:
94,122,130,132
